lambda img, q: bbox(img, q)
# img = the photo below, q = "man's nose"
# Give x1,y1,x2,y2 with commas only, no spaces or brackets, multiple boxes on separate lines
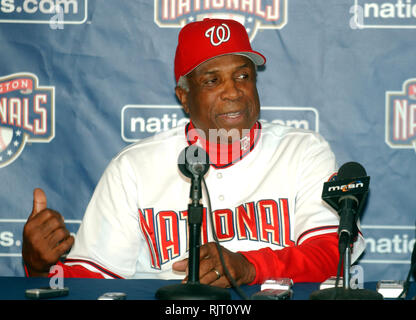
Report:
220,79,243,100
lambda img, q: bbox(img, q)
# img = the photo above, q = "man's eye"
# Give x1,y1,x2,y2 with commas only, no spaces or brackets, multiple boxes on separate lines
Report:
237,73,249,80
204,78,218,85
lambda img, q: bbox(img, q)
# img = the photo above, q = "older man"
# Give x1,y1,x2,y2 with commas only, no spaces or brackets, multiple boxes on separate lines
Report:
22,18,364,288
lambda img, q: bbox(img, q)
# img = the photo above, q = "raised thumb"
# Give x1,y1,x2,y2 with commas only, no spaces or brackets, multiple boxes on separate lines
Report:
30,188,47,218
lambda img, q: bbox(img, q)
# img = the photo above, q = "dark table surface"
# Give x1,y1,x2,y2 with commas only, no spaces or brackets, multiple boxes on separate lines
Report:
0,277,414,301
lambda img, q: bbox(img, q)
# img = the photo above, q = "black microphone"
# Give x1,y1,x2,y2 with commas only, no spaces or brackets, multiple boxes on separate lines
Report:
178,145,210,178
322,162,370,254
310,162,385,300
178,145,210,205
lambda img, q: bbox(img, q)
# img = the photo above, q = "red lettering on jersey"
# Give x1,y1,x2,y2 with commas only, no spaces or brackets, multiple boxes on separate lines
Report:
157,211,180,264
213,209,234,241
139,198,293,268
201,207,208,244
138,208,161,269
257,199,280,245
235,202,258,241
279,198,295,247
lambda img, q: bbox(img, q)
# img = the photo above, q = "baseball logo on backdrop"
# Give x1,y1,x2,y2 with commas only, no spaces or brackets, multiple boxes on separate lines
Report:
0,73,55,168
154,0,287,41
385,78,416,151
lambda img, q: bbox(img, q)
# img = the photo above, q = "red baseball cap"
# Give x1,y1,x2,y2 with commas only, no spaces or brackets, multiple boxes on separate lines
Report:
174,18,266,83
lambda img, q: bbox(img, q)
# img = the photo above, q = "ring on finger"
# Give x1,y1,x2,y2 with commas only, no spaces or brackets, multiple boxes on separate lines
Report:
212,268,221,280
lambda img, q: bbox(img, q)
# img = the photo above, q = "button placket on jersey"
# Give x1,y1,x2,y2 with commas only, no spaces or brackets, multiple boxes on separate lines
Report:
216,171,226,202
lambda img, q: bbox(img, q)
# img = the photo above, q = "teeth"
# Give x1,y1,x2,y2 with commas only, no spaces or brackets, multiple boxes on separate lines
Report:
225,112,241,117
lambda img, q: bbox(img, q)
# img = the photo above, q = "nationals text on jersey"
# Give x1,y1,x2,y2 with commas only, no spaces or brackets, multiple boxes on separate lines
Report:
139,198,294,269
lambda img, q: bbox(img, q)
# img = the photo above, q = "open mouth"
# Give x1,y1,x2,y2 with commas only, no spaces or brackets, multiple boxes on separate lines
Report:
223,111,242,118
217,110,245,121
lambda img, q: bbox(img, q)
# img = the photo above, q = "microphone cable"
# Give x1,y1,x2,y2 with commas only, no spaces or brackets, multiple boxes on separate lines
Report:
202,177,250,300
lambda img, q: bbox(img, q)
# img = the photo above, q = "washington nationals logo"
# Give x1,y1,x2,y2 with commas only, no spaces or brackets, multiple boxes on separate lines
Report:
205,23,230,46
0,72,55,168
154,1,288,42
385,78,416,151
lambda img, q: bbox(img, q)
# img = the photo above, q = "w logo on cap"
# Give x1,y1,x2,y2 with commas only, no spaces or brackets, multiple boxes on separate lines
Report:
205,23,231,46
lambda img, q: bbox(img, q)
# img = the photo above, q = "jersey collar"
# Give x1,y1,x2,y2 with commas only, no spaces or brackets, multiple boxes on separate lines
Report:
185,121,261,169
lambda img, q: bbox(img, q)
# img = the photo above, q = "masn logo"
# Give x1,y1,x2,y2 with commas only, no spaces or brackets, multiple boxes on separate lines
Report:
328,181,364,192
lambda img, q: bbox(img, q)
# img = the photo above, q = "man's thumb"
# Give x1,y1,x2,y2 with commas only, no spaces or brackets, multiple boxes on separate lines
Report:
30,188,47,218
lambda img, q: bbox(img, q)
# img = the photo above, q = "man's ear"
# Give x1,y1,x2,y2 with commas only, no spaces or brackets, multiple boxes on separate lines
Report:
175,86,189,114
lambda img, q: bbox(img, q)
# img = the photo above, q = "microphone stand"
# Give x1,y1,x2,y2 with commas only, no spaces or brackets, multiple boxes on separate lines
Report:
311,163,384,299
342,243,351,290
310,232,383,300
155,173,231,300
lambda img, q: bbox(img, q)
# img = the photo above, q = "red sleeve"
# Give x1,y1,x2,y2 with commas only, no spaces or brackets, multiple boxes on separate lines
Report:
239,233,340,284
47,261,105,279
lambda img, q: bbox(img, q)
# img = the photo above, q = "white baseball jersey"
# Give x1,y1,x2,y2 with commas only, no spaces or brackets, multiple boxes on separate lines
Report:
65,121,365,279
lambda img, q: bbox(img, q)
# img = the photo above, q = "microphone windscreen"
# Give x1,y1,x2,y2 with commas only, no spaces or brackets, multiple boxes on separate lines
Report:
338,162,367,179
178,145,210,178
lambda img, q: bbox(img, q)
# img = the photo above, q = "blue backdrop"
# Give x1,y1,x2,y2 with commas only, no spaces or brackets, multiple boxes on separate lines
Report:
0,0,415,283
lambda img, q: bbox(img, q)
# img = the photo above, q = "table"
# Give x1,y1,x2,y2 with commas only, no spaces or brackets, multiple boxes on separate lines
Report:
0,277,413,319
0,277,414,300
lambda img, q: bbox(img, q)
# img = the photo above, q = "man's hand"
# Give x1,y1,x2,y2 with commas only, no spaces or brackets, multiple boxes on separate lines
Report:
172,242,256,288
22,188,74,277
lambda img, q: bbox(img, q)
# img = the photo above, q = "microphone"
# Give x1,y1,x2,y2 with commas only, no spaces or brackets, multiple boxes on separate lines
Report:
178,145,210,178
155,145,231,300
322,162,370,254
178,145,210,205
310,162,383,300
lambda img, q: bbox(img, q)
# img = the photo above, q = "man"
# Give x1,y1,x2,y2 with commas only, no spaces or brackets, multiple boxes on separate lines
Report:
22,18,365,288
